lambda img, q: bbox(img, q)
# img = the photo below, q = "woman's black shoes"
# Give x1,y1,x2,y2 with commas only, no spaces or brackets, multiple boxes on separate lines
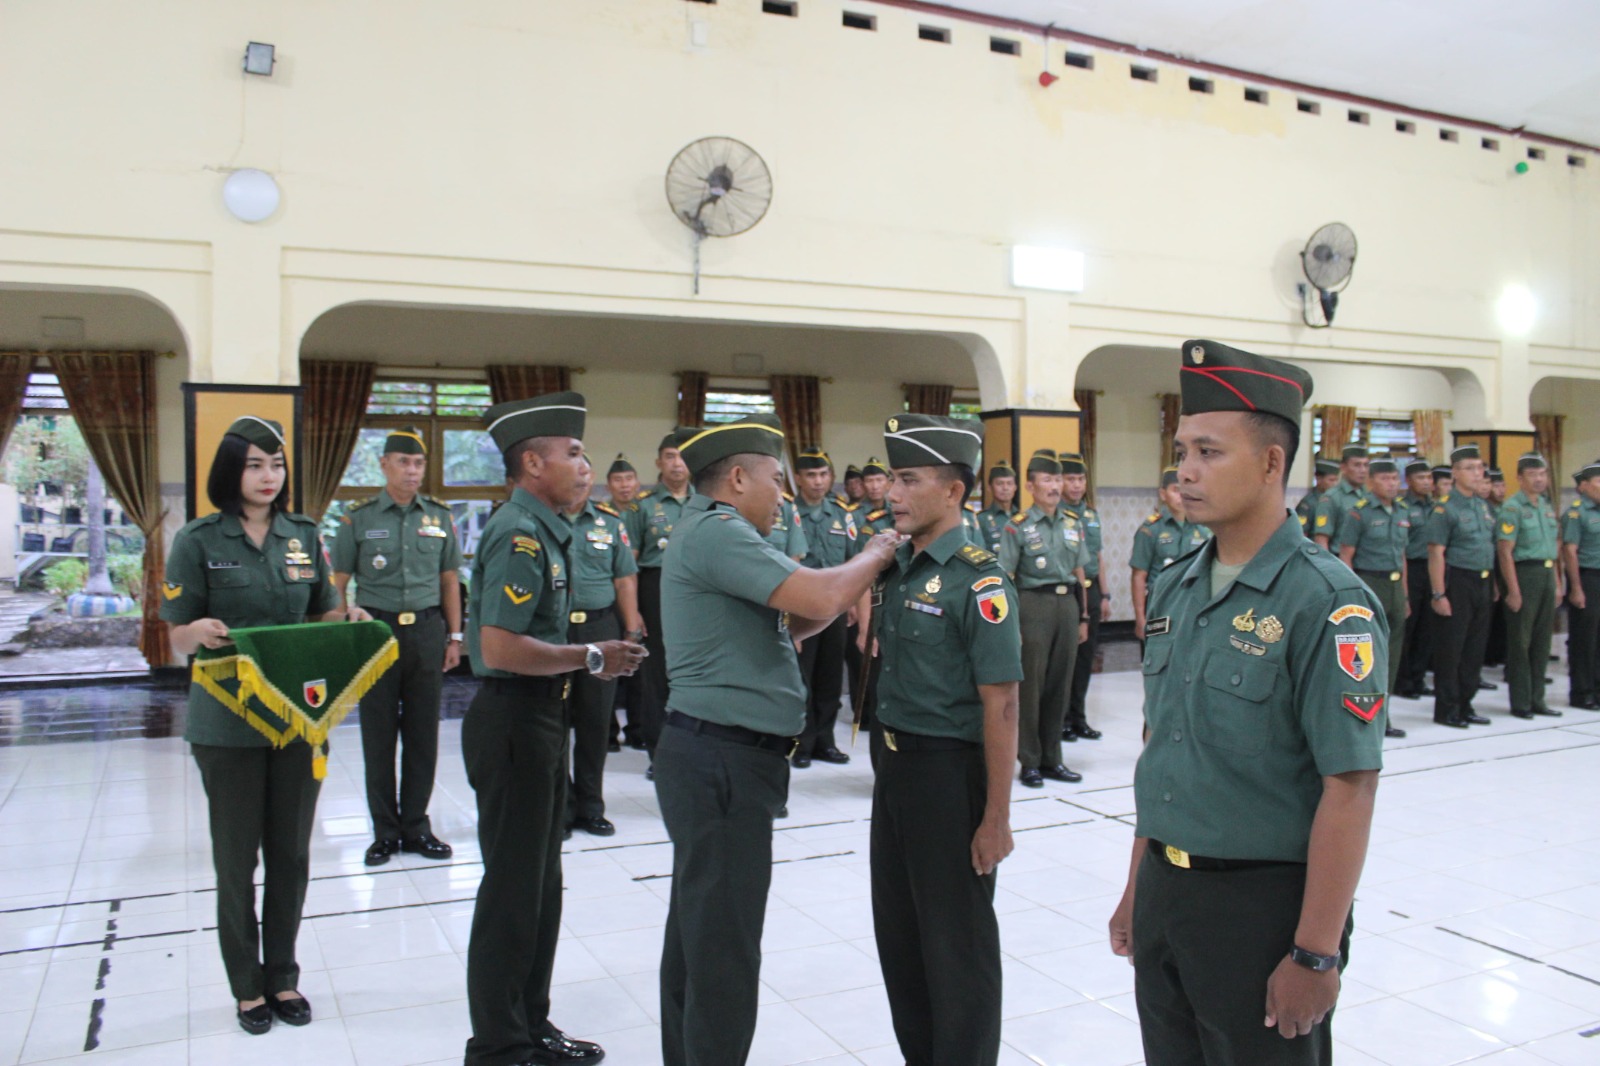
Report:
269,994,313,1026
237,1002,273,1035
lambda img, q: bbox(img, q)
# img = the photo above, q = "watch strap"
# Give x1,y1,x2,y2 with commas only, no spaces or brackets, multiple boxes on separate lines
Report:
1289,945,1340,972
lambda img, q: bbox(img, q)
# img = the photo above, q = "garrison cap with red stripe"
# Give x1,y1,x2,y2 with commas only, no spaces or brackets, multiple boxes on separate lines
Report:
1178,339,1313,428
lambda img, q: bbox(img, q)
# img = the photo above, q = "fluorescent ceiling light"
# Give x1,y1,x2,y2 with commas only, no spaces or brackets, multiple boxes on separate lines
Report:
1011,246,1085,293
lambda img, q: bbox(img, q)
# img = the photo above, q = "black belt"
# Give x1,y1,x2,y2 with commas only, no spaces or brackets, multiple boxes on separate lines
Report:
880,727,976,753
568,604,614,624
666,710,798,757
367,605,442,626
1515,559,1557,569
483,675,571,699
1355,569,1404,582
1020,583,1078,594
1448,565,1494,580
1581,568,1600,575
1148,838,1299,872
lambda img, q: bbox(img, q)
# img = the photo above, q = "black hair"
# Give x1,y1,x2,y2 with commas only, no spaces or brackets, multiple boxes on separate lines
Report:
936,463,977,498
1244,412,1300,488
207,432,288,515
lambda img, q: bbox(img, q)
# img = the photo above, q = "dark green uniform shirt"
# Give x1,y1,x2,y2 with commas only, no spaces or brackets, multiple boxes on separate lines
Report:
1424,492,1496,573
796,495,859,569
872,528,1024,743
763,495,808,559
961,503,985,549
997,505,1089,588
1130,509,1211,574
856,503,894,538
1061,499,1103,578
1135,515,1388,861
625,485,691,569
330,489,462,611
1499,490,1559,563
662,495,805,736
1294,487,1324,538
976,504,1012,553
1335,497,1408,574
160,511,341,747
1400,492,1434,561
1313,478,1364,541
565,500,638,611
1561,496,1600,568
466,487,573,679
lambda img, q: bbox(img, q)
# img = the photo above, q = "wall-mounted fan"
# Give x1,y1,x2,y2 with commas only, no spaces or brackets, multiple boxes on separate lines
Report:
1299,222,1357,328
665,136,773,294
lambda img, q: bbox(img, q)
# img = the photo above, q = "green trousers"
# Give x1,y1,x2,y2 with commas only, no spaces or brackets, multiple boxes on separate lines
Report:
1355,570,1406,698
1506,562,1556,712
1016,586,1080,770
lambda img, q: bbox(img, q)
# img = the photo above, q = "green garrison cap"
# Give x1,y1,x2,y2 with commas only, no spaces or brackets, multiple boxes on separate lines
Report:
1450,444,1481,465
1314,459,1341,476
1341,445,1369,461
795,447,832,472
660,427,695,453
1179,339,1312,428
1405,458,1432,476
861,457,889,477
1516,452,1547,473
607,453,635,476
1160,466,1179,488
484,391,586,454
1431,465,1452,480
384,426,426,456
1368,457,1399,475
883,415,983,470
225,416,285,455
1026,449,1061,476
677,415,786,477
1575,461,1600,484
988,459,1016,481
1059,452,1088,475
1487,468,1505,483
844,464,863,480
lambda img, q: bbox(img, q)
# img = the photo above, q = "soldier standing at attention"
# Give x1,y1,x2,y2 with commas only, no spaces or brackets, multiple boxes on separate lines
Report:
792,448,858,767
1312,445,1370,550
1561,462,1600,711
461,393,645,1066
976,460,1018,552
625,432,694,766
564,454,643,837
1432,465,1453,501
870,415,1023,1066
1131,468,1211,640
1395,459,1437,700
997,449,1088,787
605,454,640,508
847,457,896,722
842,463,866,507
653,415,899,1066
1334,456,1409,739
1498,453,1562,719
1296,459,1340,537
1060,452,1109,742
606,452,643,751
331,427,462,867
1425,445,1496,729
1109,340,1387,1066
861,456,890,515
1483,469,1510,672
766,489,808,562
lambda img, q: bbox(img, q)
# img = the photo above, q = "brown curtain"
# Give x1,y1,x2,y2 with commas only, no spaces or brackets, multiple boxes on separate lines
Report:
1158,393,1181,475
1075,388,1098,505
770,374,823,469
1533,413,1564,501
904,383,954,416
486,364,571,405
677,371,708,428
300,359,376,521
1317,405,1358,460
0,352,32,461
1412,408,1446,466
48,352,168,667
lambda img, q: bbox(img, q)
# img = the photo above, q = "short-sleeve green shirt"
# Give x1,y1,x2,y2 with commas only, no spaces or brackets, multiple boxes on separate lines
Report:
1499,490,1560,562
873,528,1023,743
1135,515,1388,861
329,489,462,612
961,505,985,549
625,485,691,569
1062,499,1104,577
1130,509,1211,574
1424,492,1496,572
565,500,638,610
1400,493,1434,560
796,495,859,569
1313,478,1363,541
1294,488,1323,538
855,502,894,538
160,510,341,747
976,504,1011,553
1335,497,1408,573
466,487,573,679
764,496,808,559
997,505,1089,589
1561,496,1600,567
662,494,805,736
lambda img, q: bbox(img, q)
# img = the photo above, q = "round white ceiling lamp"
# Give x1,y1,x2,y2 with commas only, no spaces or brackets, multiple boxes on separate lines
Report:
1495,283,1537,335
222,168,281,223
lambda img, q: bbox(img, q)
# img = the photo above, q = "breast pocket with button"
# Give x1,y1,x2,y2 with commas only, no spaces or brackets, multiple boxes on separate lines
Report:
1197,655,1279,755
902,611,949,646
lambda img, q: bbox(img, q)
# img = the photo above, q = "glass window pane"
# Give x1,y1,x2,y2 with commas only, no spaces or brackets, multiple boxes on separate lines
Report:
369,380,433,416
443,429,505,487
704,390,775,424
447,498,500,587
340,428,389,488
436,383,493,417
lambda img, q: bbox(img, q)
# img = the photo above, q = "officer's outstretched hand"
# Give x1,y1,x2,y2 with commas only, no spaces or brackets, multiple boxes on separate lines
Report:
970,814,1012,877
862,530,904,568
1264,955,1339,1039
597,639,648,680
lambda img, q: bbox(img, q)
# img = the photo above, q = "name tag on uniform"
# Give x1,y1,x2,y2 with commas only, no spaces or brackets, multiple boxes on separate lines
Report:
906,600,944,616
1146,616,1171,637
418,526,448,538
206,560,241,569
827,527,847,536
365,530,389,539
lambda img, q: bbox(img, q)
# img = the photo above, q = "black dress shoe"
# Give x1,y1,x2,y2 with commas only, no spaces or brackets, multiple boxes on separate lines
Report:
562,825,572,841
1511,709,1536,719
573,816,615,837
1533,707,1563,717
627,738,648,751
364,839,401,867
1041,765,1083,783
1435,717,1469,729
527,1025,604,1064
401,833,453,861
606,739,621,753
1419,685,1436,697
775,806,788,819
1074,726,1103,740
237,1002,272,1035
1477,681,1497,691
269,993,312,1026
791,754,812,768
646,765,655,780
1385,726,1407,738
814,747,851,765
1464,713,1491,725
1019,768,1044,788
1061,730,1078,742
1582,699,1600,711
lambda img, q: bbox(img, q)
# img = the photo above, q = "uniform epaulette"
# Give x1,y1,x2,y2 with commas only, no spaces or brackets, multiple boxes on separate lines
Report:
782,491,794,502
1145,512,1161,524
955,543,999,569
595,501,620,518
346,496,373,513
1355,498,1368,508
1013,511,1028,522
422,494,451,508
637,489,654,500
285,511,320,525
964,500,980,513
1299,540,1368,593
867,508,889,521
842,501,859,512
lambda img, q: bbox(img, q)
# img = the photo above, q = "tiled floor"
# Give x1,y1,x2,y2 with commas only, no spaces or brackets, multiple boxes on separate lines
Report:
4,653,1600,1065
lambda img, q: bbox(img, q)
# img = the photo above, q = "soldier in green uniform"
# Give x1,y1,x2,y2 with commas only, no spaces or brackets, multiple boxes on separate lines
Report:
625,431,694,761
961,496,986,547
1561,462,1600,710
766,491,808,561
861,455,890,512
848,460,896,727
461,392,644,1066
161,416,355,1034
1396,459,1438,699
1483,468,1510,671
792,448,859,767
870,414,1023,1066
564,454,643,837
1060,452,1108,741
605,453,643,751
1130,468,1212,640
842,463,866,507
1108,340,1386,1066
1431,465,1453,501
1295,459,1340,537
653,415,899,1066
976,459,1018,552
997,449,1088,787
1312,444,1370,550
1425,444,1496,729
1498,453,1562,719
605,453,640,508
331,426,462,867
1334,456,1409,738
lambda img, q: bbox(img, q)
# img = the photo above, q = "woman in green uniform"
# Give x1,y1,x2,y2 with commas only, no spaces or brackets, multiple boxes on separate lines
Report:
159,417,363,1035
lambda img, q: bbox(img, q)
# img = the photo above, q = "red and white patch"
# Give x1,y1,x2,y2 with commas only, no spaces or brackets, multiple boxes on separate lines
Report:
1335,633,1375,682
976,589,1009,624
970,575,1003,593
1343,692,1385,723
1329,604,1375,624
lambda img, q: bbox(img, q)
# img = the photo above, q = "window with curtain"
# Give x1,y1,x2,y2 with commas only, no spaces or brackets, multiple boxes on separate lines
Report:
703,387,775,423
1311,415,1418,457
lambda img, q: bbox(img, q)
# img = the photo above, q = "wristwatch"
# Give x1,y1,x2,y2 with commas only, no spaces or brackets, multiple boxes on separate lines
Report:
584,643,605,675
1431,591,1447,601
448,632,464,642
1289,945,1341,973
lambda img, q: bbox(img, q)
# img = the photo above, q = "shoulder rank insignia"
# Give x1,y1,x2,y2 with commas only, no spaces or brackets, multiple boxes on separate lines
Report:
956,543,998,568
596,502,620,518
504,584,533,605
1501,521,1515,535
511,534,541,558
1145,512,1160,524
1355,498,1368,508
1014,511,1028,522
783,491,794,502
637,489,654,500
868,509,889,521
965,500,980,513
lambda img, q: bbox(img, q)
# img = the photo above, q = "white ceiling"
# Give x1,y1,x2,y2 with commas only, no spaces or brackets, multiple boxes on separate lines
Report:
934,0,1600,146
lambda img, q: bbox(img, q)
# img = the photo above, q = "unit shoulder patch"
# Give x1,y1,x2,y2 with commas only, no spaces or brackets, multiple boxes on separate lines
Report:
511,534,541,558
1328,603,1375,624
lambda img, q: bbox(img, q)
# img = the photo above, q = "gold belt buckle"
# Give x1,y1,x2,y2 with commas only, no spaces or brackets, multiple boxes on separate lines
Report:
1545,560,1555,568
1481,570,1491,579
883,728,899,753
1164,844,1191,869
1389,572,1401,581
569,611,588,624
562,679,572,700
397,611,416,626
1055,585,1069,595
1083,579,1093,589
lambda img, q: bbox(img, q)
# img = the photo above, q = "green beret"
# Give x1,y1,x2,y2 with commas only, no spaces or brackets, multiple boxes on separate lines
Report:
795,448,832,472
1026,449,1061,476
862,457,889,477
1179,339,1312,428
1405,459,1432,476
225,416,285,455
883,415,982,471
1516,452,1547,473
1450,444,1481,465
384,426,426,456
844,464,864,480
1160,466,1180,488
1314,459,1341,476
1368,458,1399,475
1575,462,1600,485
607,453,635,476
988,459,1016,481
1059,452,1087,475
1431,465,1452,480
1487,468,1505,483
1341,445,1369,461
484,391,586,454
678,415,786,477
